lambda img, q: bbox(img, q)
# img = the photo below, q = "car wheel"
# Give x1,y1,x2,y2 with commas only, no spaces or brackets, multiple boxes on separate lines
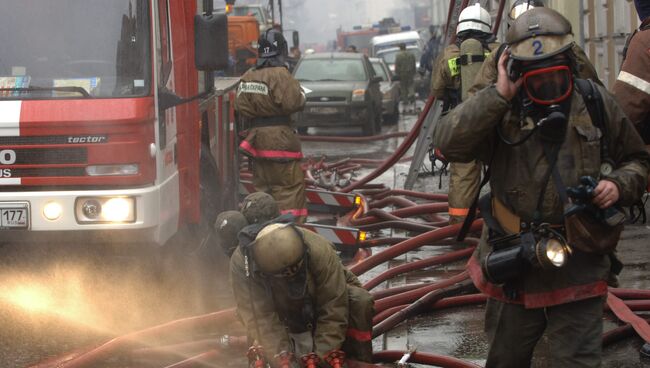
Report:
363,108,379,136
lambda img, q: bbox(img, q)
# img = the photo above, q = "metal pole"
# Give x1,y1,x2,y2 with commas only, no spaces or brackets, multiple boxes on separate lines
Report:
279,0,283,28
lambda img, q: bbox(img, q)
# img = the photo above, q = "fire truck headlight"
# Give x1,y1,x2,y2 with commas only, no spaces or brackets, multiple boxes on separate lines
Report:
102,198,133,222
76,197,135,223
43,202,63,221
86,164,139,176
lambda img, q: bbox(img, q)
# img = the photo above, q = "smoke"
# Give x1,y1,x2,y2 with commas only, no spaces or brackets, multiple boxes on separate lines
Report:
281,0,426,46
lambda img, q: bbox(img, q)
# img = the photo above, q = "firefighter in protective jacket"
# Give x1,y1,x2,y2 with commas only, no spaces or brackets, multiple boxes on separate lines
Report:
613,0,650,144
430,3,500,224
230,223,374,366
236,29,307,221
394,43,417,109
434,8,649,366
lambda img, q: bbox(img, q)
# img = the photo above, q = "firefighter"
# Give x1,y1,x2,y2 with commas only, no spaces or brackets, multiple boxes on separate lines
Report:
230,223,374,366
214,210,249,257
469,0,601,96
236,29,307,223
394,43,417,112
434,8,650,367
613,0,650,144
430,3,500,224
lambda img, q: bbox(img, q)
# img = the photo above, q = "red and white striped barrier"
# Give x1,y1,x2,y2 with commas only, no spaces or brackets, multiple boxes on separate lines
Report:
239,180,359,214
300,223,363,249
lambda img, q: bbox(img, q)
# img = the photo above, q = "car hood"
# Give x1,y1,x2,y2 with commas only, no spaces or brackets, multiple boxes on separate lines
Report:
300,81,369,96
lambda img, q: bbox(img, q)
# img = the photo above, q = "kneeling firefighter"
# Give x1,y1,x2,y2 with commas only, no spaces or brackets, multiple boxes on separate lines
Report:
430,3,500,224
236,29,307,223
434,7,650,367
230,223,374,367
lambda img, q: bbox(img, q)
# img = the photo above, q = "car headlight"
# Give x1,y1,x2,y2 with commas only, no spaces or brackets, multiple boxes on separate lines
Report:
75,197,136,223
351,89,366,102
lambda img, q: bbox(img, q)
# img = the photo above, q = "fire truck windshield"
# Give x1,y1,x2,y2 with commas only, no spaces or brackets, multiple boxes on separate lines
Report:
0,0,151,99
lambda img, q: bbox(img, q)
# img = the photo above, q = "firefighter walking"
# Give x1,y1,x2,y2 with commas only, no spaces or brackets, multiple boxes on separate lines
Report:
434,8,650,367
430,3,499,224
230,223,374,366
236,29,307,222
394,43,416,113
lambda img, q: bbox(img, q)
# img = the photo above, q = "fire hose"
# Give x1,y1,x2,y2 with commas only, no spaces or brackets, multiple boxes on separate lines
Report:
373,350,481,368
373,279,477,337
349,221,483,276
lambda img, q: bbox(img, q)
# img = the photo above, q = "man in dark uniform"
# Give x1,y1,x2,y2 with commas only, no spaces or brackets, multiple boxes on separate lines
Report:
236,29,307,222
434,8,650,367
230,223,374,366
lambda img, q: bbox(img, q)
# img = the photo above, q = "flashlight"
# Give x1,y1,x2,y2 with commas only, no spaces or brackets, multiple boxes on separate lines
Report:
483,225,572,285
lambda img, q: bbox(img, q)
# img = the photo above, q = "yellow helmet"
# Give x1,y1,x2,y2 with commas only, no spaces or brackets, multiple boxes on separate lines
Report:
506,7,574,61
253,223,304,275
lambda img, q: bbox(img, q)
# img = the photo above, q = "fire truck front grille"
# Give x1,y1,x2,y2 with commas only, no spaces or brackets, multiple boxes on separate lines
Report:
12,148,87,165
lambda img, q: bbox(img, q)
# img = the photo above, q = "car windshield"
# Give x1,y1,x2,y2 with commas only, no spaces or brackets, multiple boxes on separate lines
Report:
378,48,422,65
294,59,367,82
0,0,150,99
232,7,263,23
375,41,418,54
371,62,388,81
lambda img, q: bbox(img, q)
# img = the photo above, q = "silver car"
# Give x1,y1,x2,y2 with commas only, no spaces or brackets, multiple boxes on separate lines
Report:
370,57,400,124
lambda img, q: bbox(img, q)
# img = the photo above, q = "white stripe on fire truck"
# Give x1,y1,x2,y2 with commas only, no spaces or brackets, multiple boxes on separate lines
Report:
0,101,21,136
0,178,21,185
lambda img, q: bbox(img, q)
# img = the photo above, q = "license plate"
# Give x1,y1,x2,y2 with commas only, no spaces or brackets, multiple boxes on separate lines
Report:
309,107,340,114
0,202,29,229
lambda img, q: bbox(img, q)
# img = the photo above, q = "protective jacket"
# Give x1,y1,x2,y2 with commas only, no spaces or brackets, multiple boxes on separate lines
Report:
236,66,305,161
433,85,650,308
230,227,374,362
469,42,601,96
613,18,650,143
431,42,499,108
430,41,499,222
395,50,416,80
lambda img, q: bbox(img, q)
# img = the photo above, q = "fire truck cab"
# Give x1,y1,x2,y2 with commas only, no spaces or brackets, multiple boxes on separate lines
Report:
0,0,237,247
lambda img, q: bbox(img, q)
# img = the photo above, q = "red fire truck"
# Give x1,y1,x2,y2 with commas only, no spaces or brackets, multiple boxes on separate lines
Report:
0,0,238,248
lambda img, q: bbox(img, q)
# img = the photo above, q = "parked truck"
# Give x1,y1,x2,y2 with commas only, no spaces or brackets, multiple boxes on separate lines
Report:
0,0,238,249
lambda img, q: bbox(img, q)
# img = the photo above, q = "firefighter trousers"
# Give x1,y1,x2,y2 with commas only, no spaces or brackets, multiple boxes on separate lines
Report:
484,296,604,368
342,285,374,362
252,159,307,222
448,160,481,224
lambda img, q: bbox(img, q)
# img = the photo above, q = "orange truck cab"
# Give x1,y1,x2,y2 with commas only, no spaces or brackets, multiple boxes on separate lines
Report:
0,0,239,247
227,16,260,75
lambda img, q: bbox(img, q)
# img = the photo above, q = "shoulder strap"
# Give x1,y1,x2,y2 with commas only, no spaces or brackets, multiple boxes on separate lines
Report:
575,78,614,170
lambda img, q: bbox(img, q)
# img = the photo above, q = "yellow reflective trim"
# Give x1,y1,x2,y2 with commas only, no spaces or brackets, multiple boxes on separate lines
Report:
448,57,460,77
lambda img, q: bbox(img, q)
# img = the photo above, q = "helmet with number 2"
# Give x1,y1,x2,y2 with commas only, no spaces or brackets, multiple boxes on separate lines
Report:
506,7,574,62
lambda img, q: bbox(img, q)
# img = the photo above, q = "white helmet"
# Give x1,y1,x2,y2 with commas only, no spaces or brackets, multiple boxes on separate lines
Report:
456,3,492,35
